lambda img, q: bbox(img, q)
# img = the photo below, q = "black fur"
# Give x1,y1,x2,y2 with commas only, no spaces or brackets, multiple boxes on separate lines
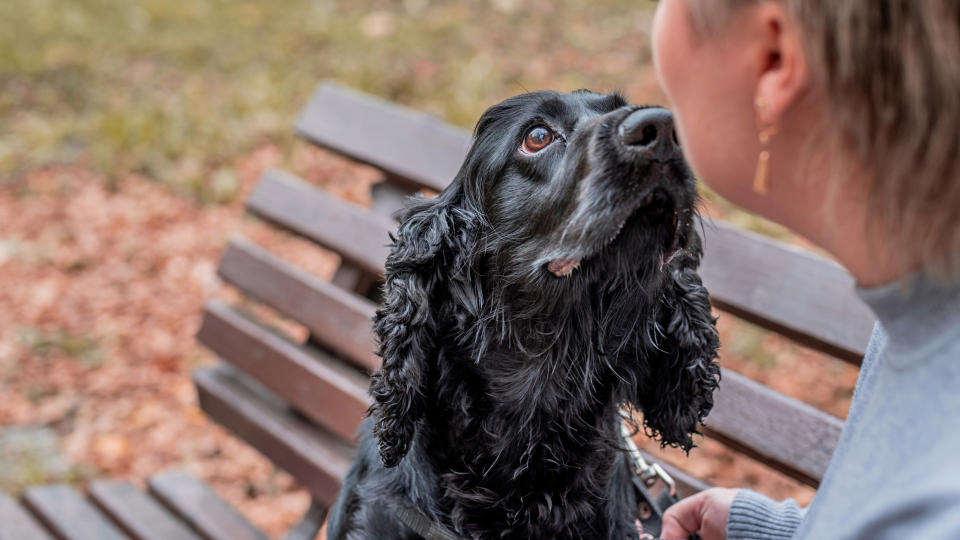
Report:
327,90,720,539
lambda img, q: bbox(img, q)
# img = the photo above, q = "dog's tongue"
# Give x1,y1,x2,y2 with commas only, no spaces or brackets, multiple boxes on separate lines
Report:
548,258,581,277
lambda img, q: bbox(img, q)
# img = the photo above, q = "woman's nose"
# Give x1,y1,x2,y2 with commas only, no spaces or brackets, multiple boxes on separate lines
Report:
618,107,679,159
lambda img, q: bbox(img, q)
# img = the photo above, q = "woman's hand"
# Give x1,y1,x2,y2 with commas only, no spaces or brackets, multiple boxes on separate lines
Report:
660,488,740,540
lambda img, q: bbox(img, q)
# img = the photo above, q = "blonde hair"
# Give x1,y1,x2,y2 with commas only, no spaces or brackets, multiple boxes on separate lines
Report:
690,0,960,277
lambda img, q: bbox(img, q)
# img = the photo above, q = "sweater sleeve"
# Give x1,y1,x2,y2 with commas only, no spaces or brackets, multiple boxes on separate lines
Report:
725,490,806,540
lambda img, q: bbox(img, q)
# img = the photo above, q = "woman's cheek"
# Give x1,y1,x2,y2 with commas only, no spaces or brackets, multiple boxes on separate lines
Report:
652,2,714,184
652,0,758,205
674,114,716,182
651,0,686,109
652,0,707,163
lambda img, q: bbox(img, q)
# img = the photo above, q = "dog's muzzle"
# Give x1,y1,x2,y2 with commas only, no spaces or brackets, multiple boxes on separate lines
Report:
546,107,687,278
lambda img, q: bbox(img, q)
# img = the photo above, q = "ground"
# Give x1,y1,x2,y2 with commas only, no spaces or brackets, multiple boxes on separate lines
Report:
1,0,860,536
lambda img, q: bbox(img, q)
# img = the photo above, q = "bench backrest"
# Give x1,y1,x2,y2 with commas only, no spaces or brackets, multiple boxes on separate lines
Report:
195,82,876,508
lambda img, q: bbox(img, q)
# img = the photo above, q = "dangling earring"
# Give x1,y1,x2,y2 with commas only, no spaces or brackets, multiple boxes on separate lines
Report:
753,97,780,195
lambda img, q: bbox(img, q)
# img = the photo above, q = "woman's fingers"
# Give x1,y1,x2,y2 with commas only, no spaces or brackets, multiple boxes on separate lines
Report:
660,488,741,540
661,491,709,538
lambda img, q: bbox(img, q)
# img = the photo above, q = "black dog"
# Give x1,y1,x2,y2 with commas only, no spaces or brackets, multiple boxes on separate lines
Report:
327,90,720,539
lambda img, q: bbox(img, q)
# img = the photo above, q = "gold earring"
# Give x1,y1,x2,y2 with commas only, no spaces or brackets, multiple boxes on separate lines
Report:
753,97,780,195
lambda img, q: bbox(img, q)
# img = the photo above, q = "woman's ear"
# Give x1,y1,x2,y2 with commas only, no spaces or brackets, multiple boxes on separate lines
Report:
753,1,811,124
369,194,478,467
636,242,721,451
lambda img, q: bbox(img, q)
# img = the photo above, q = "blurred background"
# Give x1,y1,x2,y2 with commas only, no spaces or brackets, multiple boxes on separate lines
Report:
0,0,859,535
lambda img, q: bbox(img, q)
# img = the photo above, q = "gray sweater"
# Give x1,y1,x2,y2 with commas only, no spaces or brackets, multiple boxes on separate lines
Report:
726,272,960,540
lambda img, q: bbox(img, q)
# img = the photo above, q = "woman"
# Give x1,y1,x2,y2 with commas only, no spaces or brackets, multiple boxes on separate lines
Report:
649,1,960,539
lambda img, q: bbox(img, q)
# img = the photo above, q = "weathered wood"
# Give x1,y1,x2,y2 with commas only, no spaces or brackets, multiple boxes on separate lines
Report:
283,499,328,540
296,81,471,193
204,295,831,487
194,366,355,506
22,485,128,540
705,369,844,487
0,492,54,540
330,263,379,298
197,299,371,442
147,470,267,540
330,263,365,291
700,221,875,363
370,180,413,217
88,481,202,540
197,301,715,493
217,237,380,372
248,169,392,277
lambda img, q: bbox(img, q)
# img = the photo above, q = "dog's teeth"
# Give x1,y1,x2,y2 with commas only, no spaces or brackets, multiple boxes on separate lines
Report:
548,258,581,277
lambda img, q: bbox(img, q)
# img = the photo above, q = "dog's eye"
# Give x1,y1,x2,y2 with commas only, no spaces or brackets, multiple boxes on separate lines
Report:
521,125,554,154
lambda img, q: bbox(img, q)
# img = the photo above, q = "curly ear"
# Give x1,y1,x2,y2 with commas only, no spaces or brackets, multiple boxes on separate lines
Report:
369,195,478,467
637,246,721,452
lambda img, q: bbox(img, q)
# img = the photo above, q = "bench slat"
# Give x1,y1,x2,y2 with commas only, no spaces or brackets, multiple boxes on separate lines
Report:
296,81,471,193
200,295,833,485
23,485,128,540
197,300,371,442
147,470,267,540
250,169,874,363
248,169,392,277
194,366,355,506
218,237,379,372
705,369,843,487
88,481,202,540
198,363,707,501
0,492,54,540
701,222,875,363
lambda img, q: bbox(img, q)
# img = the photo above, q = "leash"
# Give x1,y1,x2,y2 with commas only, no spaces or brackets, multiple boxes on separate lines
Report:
619,412,700,540
392,413,696,540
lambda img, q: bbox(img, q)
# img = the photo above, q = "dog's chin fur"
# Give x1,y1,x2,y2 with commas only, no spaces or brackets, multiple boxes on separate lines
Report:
327,90,721,540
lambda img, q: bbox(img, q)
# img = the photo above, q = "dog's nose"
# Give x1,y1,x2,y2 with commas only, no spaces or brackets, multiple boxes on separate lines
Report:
618,108,678,158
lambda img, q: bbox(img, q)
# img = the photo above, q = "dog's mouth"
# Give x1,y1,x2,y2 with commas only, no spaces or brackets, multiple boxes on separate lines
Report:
546,188,685,278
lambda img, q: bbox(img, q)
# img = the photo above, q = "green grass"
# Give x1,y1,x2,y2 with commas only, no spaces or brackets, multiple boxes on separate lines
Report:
0,427,95,496
1,0,658,202
19,327,104,369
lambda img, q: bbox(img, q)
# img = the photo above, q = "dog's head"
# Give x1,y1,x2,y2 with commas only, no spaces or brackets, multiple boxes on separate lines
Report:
472,90,698,290
370,91,719,467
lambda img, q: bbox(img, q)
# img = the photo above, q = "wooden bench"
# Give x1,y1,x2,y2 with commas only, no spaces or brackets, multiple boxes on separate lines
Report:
193,81,879,536
0,469,276,540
